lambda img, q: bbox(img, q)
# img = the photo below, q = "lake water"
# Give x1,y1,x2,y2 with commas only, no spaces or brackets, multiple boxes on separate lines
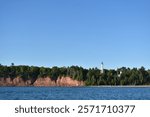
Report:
0,87,150,100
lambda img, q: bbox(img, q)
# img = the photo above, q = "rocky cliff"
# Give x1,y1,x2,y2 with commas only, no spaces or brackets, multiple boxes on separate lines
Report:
0,77,84,86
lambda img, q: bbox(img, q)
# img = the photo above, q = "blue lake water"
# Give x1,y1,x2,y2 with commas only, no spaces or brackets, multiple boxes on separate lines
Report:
0,87,150,100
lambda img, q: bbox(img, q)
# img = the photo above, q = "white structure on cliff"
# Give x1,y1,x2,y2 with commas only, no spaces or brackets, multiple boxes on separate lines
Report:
118,71,122,77
101,62,104,74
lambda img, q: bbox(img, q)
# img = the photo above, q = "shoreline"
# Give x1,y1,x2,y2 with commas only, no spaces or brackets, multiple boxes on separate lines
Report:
89,85,150,88
0,85,150,88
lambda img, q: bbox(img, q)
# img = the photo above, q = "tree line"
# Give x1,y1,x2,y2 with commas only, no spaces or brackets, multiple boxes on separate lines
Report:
0,64,150,85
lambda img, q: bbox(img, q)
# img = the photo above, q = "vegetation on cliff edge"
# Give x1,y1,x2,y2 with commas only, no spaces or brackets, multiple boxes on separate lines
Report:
0,64,150,85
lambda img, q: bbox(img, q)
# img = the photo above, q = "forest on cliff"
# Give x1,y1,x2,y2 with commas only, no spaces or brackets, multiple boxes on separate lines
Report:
0,64,150,85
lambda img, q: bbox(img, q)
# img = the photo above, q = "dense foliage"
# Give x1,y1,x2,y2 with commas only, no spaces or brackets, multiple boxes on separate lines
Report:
0,64,150,85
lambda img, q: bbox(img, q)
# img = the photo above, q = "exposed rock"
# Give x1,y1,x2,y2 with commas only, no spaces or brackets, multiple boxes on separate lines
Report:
0,78,13,86
0,77,31,86
56,77,84,86
0,77,84,86
33,77,56,86
13,77,26,86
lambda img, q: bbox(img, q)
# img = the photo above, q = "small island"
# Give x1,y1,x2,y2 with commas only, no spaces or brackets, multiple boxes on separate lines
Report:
0,63,150,87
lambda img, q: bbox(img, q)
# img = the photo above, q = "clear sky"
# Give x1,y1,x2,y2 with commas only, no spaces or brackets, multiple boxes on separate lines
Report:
0,0,150,69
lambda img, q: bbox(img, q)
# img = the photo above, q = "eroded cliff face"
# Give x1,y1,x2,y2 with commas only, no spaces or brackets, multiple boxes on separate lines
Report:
56,77,84,86
33,77,56,86
0,77,84,86
0,77,32,86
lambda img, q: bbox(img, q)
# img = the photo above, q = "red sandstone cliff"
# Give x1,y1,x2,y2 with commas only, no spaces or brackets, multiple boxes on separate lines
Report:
0,77,32,86
33,77,56,86
0,77,84,86
56,77,84,86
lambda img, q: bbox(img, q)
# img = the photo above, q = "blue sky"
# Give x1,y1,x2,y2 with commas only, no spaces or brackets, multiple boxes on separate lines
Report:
0,0,150,69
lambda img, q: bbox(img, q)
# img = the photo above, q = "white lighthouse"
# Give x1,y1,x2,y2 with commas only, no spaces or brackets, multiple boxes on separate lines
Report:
101,62,104,74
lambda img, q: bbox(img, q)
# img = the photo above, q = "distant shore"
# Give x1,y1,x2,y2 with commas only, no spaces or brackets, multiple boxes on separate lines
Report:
89,85,150,88
1,85,150,88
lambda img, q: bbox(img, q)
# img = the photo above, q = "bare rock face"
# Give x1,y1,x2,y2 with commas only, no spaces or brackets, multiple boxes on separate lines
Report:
13,77,26,86
0,77,32,86
33,77,84,86
33,77,56,86
0,77,84,86
0,78,16,86
57,77,84,86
